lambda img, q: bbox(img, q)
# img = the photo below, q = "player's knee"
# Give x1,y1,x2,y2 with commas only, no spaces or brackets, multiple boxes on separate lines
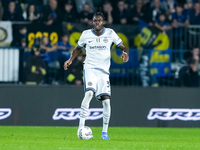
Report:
85,90,94,99
98,95,110,101
102,99,110,107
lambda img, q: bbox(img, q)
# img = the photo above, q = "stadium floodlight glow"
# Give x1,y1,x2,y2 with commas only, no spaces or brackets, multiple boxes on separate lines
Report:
52,108,103,121
147,108,200,121
0,108,12,120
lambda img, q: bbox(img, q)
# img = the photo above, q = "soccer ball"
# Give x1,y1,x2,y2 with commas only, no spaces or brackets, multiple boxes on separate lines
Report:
77,126,93,140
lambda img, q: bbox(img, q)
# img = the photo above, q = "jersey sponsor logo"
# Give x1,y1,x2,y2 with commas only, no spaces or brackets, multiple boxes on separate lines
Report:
52,108,103,120
88,41,93,43
147,108,200,121
89,46,106,50
103,37,108,43
0,108,12,120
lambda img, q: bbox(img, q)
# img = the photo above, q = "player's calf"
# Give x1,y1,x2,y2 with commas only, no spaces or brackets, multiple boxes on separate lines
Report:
79,90,94,128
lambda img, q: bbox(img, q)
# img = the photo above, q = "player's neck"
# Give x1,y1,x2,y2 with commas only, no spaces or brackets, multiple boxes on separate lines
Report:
93,28,104,36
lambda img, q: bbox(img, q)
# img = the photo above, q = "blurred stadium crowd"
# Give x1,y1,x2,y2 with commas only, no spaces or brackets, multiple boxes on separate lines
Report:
1,0,200,25
0,0,200,87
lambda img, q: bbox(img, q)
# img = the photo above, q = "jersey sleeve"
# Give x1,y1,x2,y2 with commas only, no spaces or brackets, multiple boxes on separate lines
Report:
112,29,122,47
77,31,86,47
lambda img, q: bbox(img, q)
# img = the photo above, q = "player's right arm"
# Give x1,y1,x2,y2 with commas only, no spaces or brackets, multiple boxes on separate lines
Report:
64,31,86,70
64,46,82,70
111,29,129,62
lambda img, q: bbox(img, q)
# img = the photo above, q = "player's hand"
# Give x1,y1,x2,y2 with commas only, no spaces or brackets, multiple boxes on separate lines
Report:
64,60,72,70
121,51,129,62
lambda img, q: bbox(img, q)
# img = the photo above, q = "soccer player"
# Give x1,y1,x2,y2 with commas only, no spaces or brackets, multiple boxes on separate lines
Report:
64,11,129,140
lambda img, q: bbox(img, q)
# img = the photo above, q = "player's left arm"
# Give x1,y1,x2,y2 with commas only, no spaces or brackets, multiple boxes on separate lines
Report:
118,43,129,62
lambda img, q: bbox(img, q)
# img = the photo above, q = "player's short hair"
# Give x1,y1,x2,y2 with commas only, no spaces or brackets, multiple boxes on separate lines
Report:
93,11,105,21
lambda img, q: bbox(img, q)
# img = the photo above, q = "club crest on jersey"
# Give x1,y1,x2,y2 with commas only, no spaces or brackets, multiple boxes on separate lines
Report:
96,38,100,42
88,82,93,86
103,37,108,43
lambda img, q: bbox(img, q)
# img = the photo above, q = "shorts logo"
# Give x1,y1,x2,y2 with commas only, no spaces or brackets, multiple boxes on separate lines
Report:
52,108,103,120
88,82,92,86
147,108,200,121
0,108,12,120
103,37,108,43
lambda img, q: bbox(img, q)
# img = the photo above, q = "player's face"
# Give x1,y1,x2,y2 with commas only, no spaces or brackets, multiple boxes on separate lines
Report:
92,16,105,31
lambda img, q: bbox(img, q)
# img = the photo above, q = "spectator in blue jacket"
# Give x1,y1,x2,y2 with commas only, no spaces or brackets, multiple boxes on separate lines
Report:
39,36,58,64
189,2,200,25
155,13,171,32
171,4,190,56
172,4,189,27
57,34,72,61
57,34,73,82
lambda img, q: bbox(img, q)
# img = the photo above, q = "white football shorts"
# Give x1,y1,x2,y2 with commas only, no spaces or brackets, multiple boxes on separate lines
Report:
83,68,111,100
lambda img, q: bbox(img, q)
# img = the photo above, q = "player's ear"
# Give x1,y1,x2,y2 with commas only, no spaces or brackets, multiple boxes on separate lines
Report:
103,20,106,25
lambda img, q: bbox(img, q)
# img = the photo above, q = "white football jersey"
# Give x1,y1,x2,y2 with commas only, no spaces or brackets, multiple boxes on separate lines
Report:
78,27,122,74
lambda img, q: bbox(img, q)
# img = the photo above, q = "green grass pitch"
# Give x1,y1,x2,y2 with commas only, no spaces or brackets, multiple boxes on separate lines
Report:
0,126,200,150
